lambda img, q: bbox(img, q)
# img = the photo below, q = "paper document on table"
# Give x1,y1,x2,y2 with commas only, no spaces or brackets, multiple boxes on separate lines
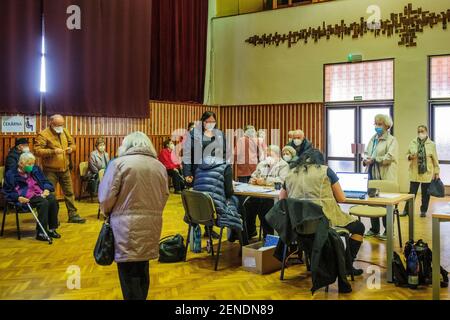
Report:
378,193,401,199
235,184,274,193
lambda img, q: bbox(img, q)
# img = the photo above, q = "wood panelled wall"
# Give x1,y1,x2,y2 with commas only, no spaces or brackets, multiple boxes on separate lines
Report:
218,103,324,151
0,101,323,198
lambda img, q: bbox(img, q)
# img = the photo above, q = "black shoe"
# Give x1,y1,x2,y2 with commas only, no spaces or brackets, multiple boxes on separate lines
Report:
247,230,257,239
348,267,364,276
174,190,182,195
36,233,48,242
68,215,86,224
48,230,61,239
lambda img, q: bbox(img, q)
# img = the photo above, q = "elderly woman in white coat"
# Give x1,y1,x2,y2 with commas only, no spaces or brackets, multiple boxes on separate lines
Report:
99,132,169,300
363,114,399,240
402,125,440,218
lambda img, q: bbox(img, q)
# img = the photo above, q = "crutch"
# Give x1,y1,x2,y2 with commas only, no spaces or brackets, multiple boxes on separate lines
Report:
26,203,52,245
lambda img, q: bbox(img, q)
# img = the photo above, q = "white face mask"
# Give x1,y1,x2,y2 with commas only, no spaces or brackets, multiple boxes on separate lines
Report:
266,156,276,165
293,139,303,146
53,126,64,134
21,146,30,153
245,129,256,138
205,122,216,131
98,146,106,153
168,144,175,150
283,155,292,162
418,133,427,141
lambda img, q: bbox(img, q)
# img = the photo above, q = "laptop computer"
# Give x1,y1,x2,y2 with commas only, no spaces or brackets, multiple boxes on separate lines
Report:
336,172,369,199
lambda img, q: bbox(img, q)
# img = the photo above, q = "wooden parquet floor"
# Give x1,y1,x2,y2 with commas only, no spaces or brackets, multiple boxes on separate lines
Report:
0,194,449,300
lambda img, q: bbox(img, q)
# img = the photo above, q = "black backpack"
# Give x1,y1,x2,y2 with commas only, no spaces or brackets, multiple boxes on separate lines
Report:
158,234,186,263
392,252,408,287
404,239,449,288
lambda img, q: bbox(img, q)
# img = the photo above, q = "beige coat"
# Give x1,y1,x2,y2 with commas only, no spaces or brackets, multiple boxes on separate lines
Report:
34,128,76,172
407,138,440,183
98,146,169,263
364,132,399,182
285,165,357,228
251,158,289,185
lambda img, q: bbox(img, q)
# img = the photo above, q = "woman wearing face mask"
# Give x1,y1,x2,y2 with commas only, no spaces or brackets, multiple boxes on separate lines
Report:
402,125,440,218
363,114,399,240
183,111,227,239
287,130,312,158
247,145,290,239
3,152,60,241
282,145,298,167
87,138,110,194
235,125,259,183
158,139,185,194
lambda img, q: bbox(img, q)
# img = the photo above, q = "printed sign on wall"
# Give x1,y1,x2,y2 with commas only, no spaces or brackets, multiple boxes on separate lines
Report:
1,116,25,133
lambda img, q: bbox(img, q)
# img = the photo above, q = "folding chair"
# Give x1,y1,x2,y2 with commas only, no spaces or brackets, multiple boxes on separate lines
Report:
78,162,94,202
182,190,243,271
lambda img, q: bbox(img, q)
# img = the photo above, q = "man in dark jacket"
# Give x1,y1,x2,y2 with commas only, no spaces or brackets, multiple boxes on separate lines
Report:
287,130,312,159
5,138,30,173
3,152,60,241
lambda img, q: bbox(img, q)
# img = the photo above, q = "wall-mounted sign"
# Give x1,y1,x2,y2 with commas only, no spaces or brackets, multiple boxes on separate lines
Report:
24,115,37,133
245,3,450,48
1,116,25,133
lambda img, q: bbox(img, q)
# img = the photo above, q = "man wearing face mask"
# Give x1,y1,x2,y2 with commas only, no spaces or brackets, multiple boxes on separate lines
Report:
363,114,398,240
235,125,260,183
287,130,312,159
34,114,85,224
5,138,31,172
403,125,440,218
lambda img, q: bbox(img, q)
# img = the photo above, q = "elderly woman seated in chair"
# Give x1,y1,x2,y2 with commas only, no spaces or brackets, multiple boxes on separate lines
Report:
279,149,365,276
3,152,60,241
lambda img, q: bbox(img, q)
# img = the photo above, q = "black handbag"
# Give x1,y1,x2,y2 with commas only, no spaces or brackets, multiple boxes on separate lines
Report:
158,234,186,263
428,178,445,198
94,217,115,266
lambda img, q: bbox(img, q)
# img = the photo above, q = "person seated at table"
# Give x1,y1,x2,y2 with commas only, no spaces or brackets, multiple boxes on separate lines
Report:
246,145,289,239
158,139,185,194
279,149,365,276
3,152,60,241
87,137,110,194
282,145,298,167
193,156,243,241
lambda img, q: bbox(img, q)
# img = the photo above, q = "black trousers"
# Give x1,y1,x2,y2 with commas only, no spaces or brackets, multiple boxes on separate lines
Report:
246,198,274,238
117,261,150,300
369,216,387,234
404,181,431,214
167,169,185,192
29,195,59,233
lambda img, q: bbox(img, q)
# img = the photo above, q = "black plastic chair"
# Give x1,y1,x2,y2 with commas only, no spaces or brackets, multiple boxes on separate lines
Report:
1,201,28,240
181,190,243,271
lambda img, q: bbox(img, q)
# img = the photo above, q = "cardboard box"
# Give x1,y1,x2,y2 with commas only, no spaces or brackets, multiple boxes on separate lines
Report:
242,241,281,275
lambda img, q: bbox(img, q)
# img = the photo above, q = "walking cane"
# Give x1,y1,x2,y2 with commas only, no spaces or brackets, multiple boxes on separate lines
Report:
26,203,52,245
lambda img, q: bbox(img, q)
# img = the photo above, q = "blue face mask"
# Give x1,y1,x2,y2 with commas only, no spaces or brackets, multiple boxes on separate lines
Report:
375,127,384,136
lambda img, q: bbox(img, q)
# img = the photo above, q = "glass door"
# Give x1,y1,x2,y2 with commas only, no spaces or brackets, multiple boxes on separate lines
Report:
326,105,393,173
431,104,450,185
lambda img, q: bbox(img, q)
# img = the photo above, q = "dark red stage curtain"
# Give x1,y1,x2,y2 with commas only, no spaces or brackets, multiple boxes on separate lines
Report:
43,0,151,117
150,0,209,104
0,0,41,114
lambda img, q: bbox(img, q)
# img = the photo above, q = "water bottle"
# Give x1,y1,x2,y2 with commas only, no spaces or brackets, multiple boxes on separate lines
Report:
193,225,202,253
407,248,419,289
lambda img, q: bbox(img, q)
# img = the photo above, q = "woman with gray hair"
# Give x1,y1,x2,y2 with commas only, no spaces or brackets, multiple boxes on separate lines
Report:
3,152,60,241
247,145,289,239
98,132,169,300
363,114,399,240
